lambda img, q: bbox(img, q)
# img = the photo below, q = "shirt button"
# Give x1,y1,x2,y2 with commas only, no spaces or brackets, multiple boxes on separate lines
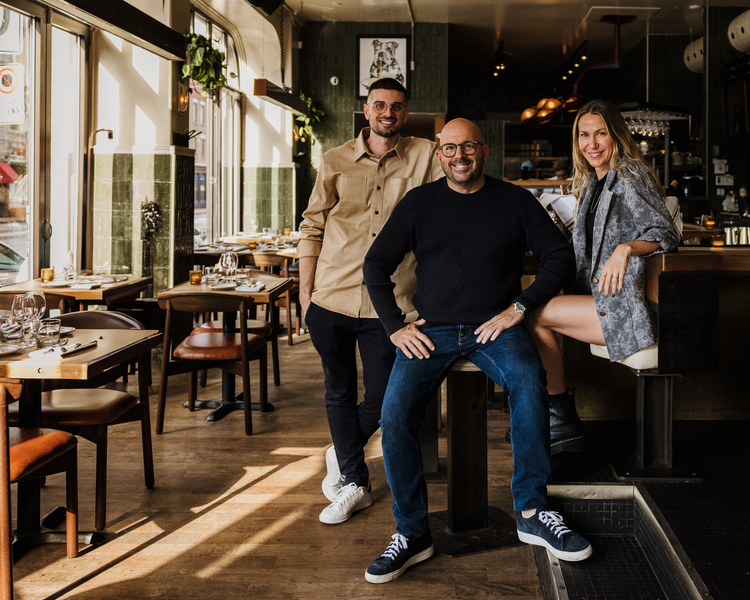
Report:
375,210,379,215
377,186,381,190
372,233,376,237
599,311,606,317
592,278,599,284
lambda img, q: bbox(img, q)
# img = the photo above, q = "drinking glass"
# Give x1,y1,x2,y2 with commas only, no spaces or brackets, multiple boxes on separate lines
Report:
198,228,208,246
24,291,46,344
37,318,61,346
11,294,34,347
219,251,238,278
235,269,248,286
204,266,220,284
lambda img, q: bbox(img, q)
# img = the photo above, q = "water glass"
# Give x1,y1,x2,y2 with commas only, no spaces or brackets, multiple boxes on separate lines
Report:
204,266,220,284
37,319,61,346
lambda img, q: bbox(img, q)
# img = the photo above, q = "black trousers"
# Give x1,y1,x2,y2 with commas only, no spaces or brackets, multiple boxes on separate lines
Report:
306,302,396,487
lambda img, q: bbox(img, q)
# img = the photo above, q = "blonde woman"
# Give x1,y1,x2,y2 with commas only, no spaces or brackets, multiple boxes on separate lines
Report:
522,100,679,454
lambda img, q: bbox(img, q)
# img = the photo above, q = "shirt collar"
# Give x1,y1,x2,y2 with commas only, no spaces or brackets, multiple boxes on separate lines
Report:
354,127,405,161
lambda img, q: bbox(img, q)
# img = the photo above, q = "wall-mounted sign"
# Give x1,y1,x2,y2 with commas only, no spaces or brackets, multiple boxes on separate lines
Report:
0,63,24,124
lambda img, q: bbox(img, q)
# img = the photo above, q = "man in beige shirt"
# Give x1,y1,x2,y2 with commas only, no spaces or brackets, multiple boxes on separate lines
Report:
298,78,442,525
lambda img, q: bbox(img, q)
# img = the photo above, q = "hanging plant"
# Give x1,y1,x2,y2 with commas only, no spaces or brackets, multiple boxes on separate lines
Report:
295,94,326,144
182,33,237,97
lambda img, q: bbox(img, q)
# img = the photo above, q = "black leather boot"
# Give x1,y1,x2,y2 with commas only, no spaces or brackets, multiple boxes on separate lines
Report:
504,388,587,455
549,388,586,455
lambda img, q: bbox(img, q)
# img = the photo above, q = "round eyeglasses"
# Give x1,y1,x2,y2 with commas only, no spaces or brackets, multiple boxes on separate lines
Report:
439,141,482,158
369,101,406,115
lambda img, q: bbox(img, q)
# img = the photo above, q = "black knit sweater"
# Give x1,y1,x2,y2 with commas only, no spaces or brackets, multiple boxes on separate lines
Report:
363,176,576,337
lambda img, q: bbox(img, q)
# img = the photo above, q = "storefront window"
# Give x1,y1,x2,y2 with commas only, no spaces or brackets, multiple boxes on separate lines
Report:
0,6,33,285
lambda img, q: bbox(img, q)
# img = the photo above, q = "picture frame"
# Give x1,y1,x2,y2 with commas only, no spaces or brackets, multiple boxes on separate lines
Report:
357,35,409,98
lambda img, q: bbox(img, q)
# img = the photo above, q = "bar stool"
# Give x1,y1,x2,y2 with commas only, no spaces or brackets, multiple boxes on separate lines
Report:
427,360,518,556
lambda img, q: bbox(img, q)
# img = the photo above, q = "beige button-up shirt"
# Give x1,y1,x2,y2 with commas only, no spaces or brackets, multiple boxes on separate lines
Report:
299,128,443,318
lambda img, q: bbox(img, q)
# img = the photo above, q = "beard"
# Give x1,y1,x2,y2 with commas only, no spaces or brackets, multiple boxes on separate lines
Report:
441,155,484,187
370,117,403,138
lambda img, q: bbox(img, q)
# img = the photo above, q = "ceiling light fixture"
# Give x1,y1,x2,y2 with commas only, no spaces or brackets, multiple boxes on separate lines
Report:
492,39,506,77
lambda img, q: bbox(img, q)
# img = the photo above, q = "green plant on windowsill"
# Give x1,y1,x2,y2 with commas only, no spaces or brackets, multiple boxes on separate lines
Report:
295,94,325,144
182,33,236,98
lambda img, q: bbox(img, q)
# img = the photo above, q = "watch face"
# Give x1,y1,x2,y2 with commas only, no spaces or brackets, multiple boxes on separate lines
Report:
514,302,526,314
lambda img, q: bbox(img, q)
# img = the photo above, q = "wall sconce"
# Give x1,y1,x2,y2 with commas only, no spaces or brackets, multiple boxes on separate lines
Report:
178,80,190,114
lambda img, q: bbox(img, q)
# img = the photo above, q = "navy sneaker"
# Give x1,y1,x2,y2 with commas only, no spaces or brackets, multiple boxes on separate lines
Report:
517,510,592,561
365,532,434,584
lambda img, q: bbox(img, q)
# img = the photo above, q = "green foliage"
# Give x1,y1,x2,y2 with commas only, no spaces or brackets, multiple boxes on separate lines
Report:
295,94,326,144
182,33,237,96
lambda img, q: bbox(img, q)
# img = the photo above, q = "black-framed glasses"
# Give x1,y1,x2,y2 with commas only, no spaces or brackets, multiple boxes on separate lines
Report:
439,141,482,158
369,101,406,115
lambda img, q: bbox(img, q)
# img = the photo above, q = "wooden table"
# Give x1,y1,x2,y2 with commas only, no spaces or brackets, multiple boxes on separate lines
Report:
158,275,293,418
0,276,152,312
0,328,161,558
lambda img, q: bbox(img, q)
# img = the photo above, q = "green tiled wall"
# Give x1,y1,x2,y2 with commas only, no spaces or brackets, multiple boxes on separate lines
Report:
242,166,295,231
92,151,194,295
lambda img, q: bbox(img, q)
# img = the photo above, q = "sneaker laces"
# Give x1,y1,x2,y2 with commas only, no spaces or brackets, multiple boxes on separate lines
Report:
380,533,409,560
537,511,572,539
331,482,361,510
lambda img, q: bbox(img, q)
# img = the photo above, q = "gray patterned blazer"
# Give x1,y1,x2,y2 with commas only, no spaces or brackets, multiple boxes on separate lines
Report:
572,160,679,361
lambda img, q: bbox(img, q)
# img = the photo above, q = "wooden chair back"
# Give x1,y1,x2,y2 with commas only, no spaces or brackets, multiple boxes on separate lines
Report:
0,292,74,314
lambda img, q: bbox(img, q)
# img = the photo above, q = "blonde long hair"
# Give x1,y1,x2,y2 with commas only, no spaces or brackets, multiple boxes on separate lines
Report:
569,100,664,203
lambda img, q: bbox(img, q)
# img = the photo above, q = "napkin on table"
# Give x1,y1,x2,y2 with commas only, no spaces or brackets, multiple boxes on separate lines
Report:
235,283,265,292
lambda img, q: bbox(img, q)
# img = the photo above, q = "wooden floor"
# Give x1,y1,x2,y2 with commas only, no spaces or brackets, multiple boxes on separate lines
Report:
12,332,543,600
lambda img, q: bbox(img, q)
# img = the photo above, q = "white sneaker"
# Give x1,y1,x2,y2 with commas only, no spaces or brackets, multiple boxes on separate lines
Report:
322,445,345,502
319,482,373,524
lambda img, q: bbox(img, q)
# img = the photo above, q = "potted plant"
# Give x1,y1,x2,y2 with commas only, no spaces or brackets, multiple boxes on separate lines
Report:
295,94,325,144
182,33,237,99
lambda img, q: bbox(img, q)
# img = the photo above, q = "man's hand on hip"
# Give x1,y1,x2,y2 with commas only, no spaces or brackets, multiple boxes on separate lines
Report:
474,306,524,344
390,319,435,359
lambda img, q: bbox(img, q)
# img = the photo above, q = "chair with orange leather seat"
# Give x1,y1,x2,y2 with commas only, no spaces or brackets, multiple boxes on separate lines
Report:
7,310,154,531
0,380,78,599
249,254,301,346
156,293,267,436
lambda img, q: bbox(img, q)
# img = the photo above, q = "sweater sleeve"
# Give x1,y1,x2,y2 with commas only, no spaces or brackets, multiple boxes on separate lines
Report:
514,194,576,311
363,195,418,337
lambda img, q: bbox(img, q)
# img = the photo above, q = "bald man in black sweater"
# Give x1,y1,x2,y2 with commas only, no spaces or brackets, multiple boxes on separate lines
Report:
362,119,591,584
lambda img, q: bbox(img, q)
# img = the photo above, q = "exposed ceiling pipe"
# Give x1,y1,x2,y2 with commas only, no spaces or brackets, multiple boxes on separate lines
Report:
572,15,635,96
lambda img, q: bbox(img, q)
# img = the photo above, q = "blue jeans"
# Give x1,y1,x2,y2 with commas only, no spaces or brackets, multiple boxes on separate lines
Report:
380,324,551,537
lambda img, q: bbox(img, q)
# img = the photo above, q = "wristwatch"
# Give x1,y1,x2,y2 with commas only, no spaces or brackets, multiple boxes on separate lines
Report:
513,301,527,315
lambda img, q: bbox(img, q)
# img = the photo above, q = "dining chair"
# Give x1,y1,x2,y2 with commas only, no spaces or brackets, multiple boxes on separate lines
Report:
156,293,267,436
1,379,78,598
250,254,301,345
7,310,155,531
0,292,75,315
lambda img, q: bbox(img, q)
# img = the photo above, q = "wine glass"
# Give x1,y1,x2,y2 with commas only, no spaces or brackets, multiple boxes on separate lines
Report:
198,228,207,246
23,291,46,345
219,251,238,278
11,294,34,347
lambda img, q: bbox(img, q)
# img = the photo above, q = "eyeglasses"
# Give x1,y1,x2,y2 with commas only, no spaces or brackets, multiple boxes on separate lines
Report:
369,101,406,115
438,141,483,158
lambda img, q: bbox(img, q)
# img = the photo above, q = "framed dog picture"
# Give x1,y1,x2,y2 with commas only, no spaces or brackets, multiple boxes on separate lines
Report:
357,35,409,98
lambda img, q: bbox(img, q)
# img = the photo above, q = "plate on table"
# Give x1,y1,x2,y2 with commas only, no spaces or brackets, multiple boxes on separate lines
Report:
60,326,75,335
42,280,71,288
194,247,210,251
210,282,237,291
0,344,22,357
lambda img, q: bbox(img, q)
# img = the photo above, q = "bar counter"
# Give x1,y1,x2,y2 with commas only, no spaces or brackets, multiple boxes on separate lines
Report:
563,245,750,422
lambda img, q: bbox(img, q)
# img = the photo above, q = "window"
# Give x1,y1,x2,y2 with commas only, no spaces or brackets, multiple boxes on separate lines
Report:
0,2,87,286
188,11,240,240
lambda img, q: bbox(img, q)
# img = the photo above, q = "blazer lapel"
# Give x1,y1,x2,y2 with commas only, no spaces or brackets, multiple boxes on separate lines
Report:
590,170,617,271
